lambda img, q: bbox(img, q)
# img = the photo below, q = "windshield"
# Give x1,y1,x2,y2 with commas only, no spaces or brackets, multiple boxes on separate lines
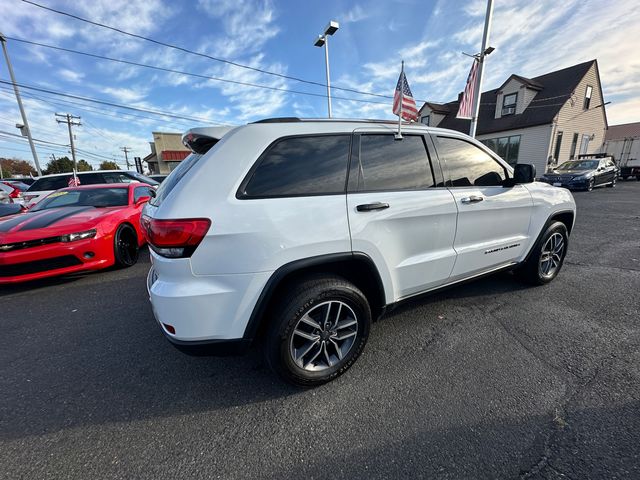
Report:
32,188,129,211
557,160,599,170
149,153,201,206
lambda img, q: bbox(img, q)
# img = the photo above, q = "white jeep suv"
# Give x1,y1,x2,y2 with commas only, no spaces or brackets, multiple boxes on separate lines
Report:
142,118,576,386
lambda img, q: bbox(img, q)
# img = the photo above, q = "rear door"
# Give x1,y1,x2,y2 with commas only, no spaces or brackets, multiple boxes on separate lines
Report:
432,134,533,279
346,130,458,301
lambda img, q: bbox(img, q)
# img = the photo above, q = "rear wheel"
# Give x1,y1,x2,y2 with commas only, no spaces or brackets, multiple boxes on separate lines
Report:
265,274,371,387
586,178,595,191
114,224,139,268
516,221,568,285
607,177,616,188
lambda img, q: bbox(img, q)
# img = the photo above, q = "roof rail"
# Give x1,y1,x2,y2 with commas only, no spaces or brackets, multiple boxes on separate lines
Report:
252,117,302,124
251,117,418,125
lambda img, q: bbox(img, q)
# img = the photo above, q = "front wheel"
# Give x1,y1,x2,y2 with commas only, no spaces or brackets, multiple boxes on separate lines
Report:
265,274,371,386
114,224,139,268
516,221,569,285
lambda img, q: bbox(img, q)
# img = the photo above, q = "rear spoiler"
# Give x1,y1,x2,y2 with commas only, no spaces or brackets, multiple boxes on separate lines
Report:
182,126,236,154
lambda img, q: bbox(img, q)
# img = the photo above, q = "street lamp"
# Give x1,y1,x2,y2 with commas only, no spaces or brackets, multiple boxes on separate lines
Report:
313,20,339,118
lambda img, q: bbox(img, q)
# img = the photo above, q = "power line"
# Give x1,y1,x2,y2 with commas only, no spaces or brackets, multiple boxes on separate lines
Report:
5,36,394,107
0,84,196,127
20,0,434,103
0,79,229,125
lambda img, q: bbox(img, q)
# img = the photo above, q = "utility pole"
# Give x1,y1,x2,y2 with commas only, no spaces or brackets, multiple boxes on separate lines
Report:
469,0,494,138
55,113,81,170
120,147,131,170
0,32,42,175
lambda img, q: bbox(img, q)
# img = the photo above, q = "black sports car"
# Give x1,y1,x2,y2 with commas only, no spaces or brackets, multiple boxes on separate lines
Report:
540,158,618,191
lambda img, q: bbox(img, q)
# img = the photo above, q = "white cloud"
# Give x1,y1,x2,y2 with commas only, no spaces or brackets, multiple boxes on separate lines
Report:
340,5,371,24
102,87,148,103
58,69,85,83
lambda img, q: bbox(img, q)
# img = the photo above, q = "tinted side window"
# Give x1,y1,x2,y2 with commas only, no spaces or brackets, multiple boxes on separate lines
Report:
354,135,434,191
102,172,133,184
242,135,350,197
436,137,506,187
79,173,105,185
134,186,152,202
28,176,70,191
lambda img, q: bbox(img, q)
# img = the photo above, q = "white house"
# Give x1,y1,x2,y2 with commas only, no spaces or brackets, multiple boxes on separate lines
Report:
417,60,608,174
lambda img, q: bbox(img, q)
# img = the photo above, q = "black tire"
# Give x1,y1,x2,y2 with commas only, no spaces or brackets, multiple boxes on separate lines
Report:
516,221,569,285
114,224,139,268
607,177,616,188
586,178,595,191
265,274,371,387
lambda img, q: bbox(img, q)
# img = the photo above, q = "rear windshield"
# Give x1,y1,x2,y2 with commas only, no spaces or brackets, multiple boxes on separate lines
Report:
149,154,201,206
32,188,129,210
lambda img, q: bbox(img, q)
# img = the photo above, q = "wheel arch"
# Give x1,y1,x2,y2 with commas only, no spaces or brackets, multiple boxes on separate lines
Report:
243,252,386,343
523,209,574,264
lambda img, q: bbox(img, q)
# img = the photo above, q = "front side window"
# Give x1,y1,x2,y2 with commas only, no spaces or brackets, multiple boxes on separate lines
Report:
436,136,506,187
480,135,520,166
584,85,593,110
242,135,351,197
77,173,106,185
352,134,434,192
502,93,517,115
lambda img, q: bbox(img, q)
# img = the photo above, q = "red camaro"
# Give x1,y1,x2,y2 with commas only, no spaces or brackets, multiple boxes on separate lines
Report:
0,183,153,284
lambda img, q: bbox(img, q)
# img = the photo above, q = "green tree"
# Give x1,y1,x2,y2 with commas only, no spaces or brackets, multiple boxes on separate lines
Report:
0,158,37,177
44,156,74,174
99,161,119,170
77,159,93,171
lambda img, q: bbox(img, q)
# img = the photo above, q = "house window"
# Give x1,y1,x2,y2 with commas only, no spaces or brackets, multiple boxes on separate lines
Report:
583,85,593,110
502,93,517,116
420,115,430,126
553,131,563,162
579,134,591,155
480,135,520,166
569,133,579,159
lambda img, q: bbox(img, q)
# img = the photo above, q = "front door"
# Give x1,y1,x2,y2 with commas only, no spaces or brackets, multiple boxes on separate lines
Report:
432,135,533,279
346,130,458,301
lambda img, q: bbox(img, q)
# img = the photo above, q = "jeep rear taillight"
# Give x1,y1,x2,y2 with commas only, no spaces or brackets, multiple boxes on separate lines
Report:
141,215,210,258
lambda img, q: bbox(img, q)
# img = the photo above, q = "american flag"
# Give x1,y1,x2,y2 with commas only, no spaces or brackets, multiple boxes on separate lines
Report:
457,59,479,119
392,71,418,121
68,171,80,187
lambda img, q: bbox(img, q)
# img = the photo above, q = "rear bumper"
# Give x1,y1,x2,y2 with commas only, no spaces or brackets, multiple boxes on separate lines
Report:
0,236,113,284
146,251,272,352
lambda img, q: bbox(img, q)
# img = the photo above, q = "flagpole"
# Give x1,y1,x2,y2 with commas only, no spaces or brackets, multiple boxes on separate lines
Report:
397,60,404,139
469,0,493,138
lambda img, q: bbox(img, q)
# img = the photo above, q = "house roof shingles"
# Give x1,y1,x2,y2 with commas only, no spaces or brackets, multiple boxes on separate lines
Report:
427,60,596,136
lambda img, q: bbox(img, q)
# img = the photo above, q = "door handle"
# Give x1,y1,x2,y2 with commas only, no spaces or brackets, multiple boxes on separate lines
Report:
461,195,484,204
356,202,390,212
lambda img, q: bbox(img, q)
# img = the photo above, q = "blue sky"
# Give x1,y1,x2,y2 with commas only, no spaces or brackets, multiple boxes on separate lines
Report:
0,0,638,170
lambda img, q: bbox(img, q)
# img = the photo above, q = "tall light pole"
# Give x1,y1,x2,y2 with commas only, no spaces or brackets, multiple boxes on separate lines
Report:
0,32,42,175
469,0,494,138
313,20,339,118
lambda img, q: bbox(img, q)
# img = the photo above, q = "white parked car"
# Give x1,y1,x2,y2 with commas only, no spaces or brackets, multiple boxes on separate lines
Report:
142,118,576,386
22,170,159,208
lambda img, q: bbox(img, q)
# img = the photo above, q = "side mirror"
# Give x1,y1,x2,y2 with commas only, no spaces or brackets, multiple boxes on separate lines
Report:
504,163,536,187
135,196,151,206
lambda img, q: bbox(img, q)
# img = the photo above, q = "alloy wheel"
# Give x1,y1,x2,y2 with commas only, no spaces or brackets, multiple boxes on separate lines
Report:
289,300,358,372
117,229,138,266
539,232,565,279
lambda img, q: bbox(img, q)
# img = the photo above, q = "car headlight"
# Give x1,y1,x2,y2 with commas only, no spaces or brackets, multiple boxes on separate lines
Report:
61,229,97,242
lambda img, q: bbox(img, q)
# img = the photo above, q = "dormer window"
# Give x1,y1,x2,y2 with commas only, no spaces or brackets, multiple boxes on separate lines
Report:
420,115,430,125
584,85,592,110
502,93,517,116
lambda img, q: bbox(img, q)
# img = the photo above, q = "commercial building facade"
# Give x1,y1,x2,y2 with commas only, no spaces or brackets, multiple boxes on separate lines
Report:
143,132,191,175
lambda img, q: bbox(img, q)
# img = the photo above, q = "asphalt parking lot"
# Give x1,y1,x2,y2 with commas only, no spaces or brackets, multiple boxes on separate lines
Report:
1,181,639,479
